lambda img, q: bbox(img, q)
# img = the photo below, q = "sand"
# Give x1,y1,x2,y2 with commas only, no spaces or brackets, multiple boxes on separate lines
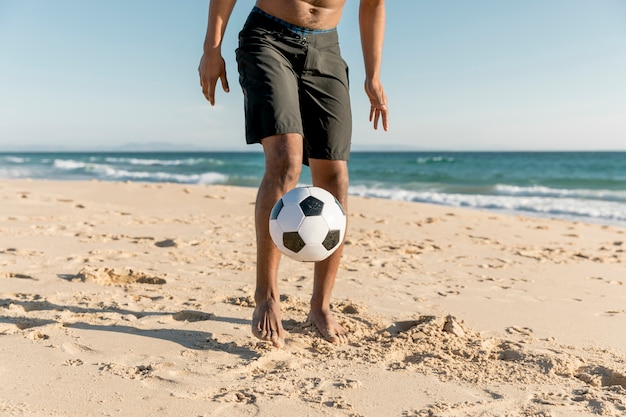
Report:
1,179,625,417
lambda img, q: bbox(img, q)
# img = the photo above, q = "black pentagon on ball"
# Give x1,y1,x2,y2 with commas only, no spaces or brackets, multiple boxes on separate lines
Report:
283,231,306,253
299,196,324,216
322,229,341,250
270,198,283,220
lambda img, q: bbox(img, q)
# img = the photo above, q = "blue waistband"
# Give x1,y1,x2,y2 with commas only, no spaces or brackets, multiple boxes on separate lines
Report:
252,6,337,36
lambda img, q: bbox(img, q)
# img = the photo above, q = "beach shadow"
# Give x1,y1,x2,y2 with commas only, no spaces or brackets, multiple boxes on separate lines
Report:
385,316,438,336
63,322,259,360
0,272,36,280
0,315,57,330
0,296,257,359
1,297,165,319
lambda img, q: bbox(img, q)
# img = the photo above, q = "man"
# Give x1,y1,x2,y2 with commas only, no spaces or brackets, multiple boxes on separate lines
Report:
199,0,388,348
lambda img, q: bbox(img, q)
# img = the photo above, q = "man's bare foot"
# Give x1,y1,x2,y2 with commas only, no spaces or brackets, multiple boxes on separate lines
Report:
308,307,348,344
252,298,286,348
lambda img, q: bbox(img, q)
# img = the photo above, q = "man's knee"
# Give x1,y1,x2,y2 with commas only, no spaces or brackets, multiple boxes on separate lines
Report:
262,134,303,185
310,159,348,183
309,159,349,200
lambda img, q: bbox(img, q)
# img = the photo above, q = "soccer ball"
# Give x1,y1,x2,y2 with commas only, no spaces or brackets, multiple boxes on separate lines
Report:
269,186,346,262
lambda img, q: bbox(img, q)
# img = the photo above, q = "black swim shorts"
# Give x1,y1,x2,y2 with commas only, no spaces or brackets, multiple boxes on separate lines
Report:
236,7,352,162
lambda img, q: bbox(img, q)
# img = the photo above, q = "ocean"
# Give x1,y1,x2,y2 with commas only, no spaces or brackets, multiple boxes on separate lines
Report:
1,151,625,227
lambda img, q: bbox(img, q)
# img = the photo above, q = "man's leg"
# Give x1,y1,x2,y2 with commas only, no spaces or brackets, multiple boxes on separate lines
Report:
252,133,303,348
308,158,349,344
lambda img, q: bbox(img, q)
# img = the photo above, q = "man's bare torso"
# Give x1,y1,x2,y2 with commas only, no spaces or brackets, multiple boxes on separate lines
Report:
256,0,346,30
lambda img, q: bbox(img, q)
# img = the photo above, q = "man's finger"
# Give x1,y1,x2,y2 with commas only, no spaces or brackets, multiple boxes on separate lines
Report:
379,105,389,131
220,72,230,93
208,86,215,106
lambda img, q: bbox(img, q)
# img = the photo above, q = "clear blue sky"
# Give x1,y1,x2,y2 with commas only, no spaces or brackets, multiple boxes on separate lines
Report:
1,0,625,151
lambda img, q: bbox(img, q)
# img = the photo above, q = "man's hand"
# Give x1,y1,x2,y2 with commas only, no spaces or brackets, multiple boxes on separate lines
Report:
199,51,230,106
365,77,388,131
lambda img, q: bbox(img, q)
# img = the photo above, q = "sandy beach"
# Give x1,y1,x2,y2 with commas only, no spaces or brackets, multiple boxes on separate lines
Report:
1,179,625,417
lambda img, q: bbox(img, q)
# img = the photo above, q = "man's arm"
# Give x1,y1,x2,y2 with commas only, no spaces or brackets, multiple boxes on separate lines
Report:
199,0,237,106
359,0,388,131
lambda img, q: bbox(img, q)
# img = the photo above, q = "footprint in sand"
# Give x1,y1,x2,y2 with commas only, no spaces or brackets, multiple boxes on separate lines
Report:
0,272,35,279
74,266,166,286
386,316,438,335
14,319,55,331
98,362,155,380
1,248,44,257
225,295,255,308
172,310,214,322
576,365,626,389
155,238,178,248
506,326,534,336
601,309,625,317
589,276,624,286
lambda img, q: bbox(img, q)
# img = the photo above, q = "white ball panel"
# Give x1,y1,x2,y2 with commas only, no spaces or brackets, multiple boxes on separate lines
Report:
298,216,331,244
297,243,332,262
269,220,286,250
321,203,346,230
281,187,311,206
276,204,305,231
